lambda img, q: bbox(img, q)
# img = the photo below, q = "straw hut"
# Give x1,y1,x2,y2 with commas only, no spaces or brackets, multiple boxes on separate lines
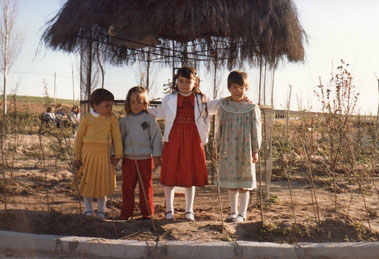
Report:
42,0,305,68
42,0,306,201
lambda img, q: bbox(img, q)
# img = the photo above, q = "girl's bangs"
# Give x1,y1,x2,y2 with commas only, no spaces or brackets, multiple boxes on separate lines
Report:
177,68,196,80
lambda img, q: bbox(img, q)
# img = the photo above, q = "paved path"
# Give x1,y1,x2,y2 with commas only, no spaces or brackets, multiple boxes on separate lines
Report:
0,230,378,258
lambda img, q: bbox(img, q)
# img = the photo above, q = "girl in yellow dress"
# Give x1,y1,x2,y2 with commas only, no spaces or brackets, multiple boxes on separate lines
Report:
73,89,123,218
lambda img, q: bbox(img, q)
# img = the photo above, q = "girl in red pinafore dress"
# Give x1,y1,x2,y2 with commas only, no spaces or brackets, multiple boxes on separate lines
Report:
149,67,218,221
161,93,207,187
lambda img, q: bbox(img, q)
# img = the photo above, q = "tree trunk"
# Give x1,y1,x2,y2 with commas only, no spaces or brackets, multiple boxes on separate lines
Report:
2,22,8,116
146,50,151,93
2,65,7,116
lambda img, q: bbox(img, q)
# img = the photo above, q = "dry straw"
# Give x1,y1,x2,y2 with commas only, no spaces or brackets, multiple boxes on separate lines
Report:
41,0,306,69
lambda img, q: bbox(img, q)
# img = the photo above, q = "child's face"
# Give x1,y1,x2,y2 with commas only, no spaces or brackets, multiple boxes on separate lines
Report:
93,101,113,117
130,93,145,115
177,75,196,94
228,83,247,102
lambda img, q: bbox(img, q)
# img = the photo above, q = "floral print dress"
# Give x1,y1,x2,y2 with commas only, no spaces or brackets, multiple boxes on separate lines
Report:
215,99,262,189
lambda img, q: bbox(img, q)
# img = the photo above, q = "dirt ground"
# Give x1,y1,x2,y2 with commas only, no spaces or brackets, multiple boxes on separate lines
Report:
0,133,378,243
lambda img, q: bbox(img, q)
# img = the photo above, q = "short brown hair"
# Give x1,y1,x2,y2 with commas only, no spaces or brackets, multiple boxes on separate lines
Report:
89,88,114,108
227,71,249,90
125,86,149,115
72,105,79,112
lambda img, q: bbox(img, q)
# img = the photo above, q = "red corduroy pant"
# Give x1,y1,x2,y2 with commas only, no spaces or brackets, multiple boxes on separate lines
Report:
120,157,154,219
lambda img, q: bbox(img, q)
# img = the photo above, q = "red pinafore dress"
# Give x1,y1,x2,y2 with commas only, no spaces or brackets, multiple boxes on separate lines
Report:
160,93,208,187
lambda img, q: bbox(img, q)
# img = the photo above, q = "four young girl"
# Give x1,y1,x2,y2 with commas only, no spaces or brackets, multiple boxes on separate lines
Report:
119,86,162,220
148,67,218,221
73,88,123,218
215,71,262,222
73,67,261,223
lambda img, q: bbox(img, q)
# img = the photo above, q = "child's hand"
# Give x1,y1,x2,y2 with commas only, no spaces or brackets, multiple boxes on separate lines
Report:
153,157,161,168
73,160,82,169
252,152,259,163
242,96,252,103
110,156,120,166
212,151,216,161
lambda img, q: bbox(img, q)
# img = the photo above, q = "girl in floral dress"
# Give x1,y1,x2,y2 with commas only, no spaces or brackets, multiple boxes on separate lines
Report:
215,71,262,222
148,67,218,221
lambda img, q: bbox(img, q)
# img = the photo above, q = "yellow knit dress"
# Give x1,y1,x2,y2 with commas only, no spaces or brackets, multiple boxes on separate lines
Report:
74,112,122,198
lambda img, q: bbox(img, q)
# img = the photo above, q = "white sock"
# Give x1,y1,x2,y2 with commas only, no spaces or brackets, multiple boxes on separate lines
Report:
97,196,107,213
185,186,195,213
83,197,93,212
228,189,239,215
164,186,175,213
239,191,250,218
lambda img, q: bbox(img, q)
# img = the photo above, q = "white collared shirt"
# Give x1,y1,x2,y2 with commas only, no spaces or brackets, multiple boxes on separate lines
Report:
90,109,99,117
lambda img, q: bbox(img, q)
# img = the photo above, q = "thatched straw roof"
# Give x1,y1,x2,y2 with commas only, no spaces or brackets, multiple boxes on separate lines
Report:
42,0,306,68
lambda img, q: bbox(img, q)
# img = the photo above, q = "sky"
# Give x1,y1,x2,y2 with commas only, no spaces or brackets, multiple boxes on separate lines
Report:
4,0,379,115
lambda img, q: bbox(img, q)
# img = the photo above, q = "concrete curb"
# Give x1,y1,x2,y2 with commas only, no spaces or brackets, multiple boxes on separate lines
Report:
0,230,378,259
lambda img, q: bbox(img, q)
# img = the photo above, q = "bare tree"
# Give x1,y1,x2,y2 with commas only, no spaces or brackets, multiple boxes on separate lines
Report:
0,0,23,116
134,50,159,99
96,48,105,89
79,38,99,113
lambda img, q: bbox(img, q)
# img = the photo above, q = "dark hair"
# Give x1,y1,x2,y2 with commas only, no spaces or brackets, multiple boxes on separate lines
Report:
89,88,114,108
125,86,148,115
72,105,79,112
227,71,249,90
173,66,208,122
173,67,200,93
46,106,53,113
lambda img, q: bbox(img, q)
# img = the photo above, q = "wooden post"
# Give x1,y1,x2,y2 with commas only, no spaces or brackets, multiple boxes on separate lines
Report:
210,51,218,184
79,36,93,114
263,60,267,105
375,78,379,170
260,105,273,201
72,63,75,105
54,72,56,105
79,39,85,115
286,85,292,138
258,56,263,105
146,50,151,93
86,39,93,113
270,57,277,108
171,41,175,89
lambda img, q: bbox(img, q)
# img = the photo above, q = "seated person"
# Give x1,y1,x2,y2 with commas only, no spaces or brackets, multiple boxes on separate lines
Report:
55,104,67,128
68,105,81,135
44,106,56,125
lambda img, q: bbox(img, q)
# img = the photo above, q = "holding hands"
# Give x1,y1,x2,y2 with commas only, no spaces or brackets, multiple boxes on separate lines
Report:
153,157,162,168
73,160,82,169
252,152,259,163
110,155,120,166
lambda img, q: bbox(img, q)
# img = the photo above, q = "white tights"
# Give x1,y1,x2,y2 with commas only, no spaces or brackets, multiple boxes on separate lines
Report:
84,196,107,213
228,190,250,217
164,186,195,214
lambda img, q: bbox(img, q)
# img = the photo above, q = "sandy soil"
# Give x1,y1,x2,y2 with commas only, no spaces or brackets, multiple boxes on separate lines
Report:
0,133,378,243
